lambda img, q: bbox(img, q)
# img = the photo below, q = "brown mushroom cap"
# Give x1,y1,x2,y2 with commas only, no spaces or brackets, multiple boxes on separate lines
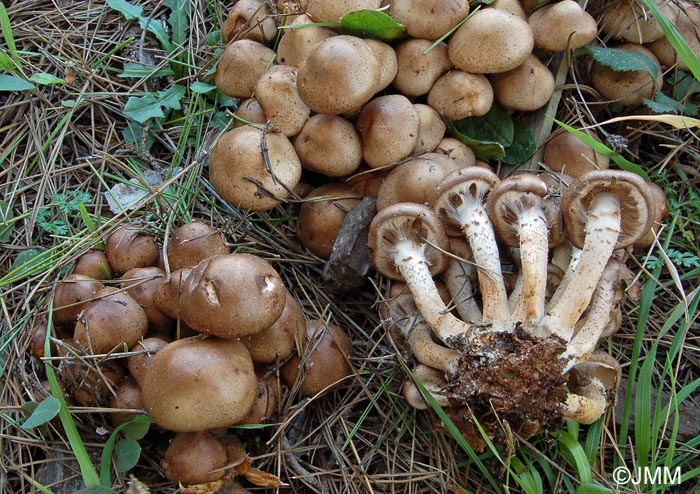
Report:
364,39,399,92
142,336,257,431
127,336,169,387
161,431,229,485
179,253,287,338
240,291,305,363
237,371,281,424
73,249,113,281
543,130,610,177
293,114,363,177
528,0,598,51
368,202,450,280
280,319,354,396
109,377,144,425
121,267,172,330
73,287,149,355
490,54,555,111
105,225,160,274
390,0,470,40
166,221,230,272
303,0,382,22
214,40,276,99
567,349,622,399
154,267,191,319
448,8,534,74
296,183,362,259
356,94,420,169
590,44,663,106
233,98,266,128
221,0,277,44
435,137,477,168
255,64,310,137
646,4,700,72
52,274,104,326
209,125,302,211
427,70,494,119
393,39,453,97
599,0,677,44
561,170,654,250
413,104,447,154
276,14,336,68
297,35,381,115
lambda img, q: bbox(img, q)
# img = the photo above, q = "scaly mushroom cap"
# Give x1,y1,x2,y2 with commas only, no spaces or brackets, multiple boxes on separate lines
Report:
368,202,450,281
448,8,534,74
180,254,287,338
297,35,381,115
154,267,191,319
209,125,302,211
527,0,597,51
599,0,677,44
142,336,257,431
561,170,654,250
255,64,310,137
214,40,276,99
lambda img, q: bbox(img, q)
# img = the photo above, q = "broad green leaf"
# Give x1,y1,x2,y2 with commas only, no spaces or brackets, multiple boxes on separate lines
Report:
115,438,141,473
122,121,155,152
552,119,650,181
339,10,407,43
158,84,186,111
120,414,152,440
106,0,143,20
21,396,60,429
0,200,13,242
576,484,614,494
8,248,54,280
123,93,165,123
139,17,172,52
0,74,35,91
0,52,13,71
0,2,21,69
164,0,191,48
448,103,514,161
501,117,536,165
29,72,64,85
119,62,173,78
583,45,659,82
99,415,152,486
190,81,216,93
644,92,682,114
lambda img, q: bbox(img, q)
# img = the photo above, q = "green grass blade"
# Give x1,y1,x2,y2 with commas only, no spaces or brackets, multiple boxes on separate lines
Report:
556,430,593,485
0,2,22,70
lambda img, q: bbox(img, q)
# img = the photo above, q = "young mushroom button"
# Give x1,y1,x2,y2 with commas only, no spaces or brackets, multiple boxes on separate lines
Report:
537,170,654,340
368,202,476,344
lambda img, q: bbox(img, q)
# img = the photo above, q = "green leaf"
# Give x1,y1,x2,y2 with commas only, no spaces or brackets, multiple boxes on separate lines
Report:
115,438,141,473
576,484,614,494
501,117,536,165
99,415,152,486
29,72,64,85
0,2,21,69
9,248,54,280
119,62,173,78
21,396,60,429
106,0,143,20
0,200,13,242
120,414,152,440
123,93,166,123
164,0,191,48
74,487,118,494
158,84,186,111
339,9,407,43
190,81,216,94
582,45,658,82
139,17,172,52
0,74,35,91
447,102,514,161
644,92,682,114
556,429,593,484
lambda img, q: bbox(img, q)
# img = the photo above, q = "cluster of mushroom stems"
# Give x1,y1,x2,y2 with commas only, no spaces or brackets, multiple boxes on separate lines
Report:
38,222,353,490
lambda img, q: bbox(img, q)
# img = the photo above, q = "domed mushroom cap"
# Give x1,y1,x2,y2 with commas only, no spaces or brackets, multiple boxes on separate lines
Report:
73,287,149,355
255,64,310,137
393,39,453,97
121,267,172,330
209,125,302,211
277,14,335,68
364,39,398,93
233,98,266,128
590,44,663,106
303,0,382,22
293,114,362,177
73,250,113,281
490,54,555,111
154,267,191,319
142,336,257,431
280,319,354,396
161,431,228,485
390,0,470,40
166,221,230,272
647,4,700,72
180,253,287,338
368,202,450,280
599,0,677,44
53,274,104,326
413,104,447,154
214,40,276,99
543,130,610,177
127,336,169,387
561,170,655,250
356,94,420,169
105,225,160,274
297,35,381,115
221,0,277,44
448,8,534,74
427,70,494,119
528,0,597,51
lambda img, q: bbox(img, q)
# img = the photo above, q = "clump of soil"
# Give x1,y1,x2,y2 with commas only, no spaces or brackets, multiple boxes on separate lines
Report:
448,327,568,444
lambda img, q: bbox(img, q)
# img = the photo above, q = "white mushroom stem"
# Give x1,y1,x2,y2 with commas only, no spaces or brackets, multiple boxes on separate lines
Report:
562,379,607,424
446,198,510,326
537,193,622,340
443,257,482,323
407,322,460,377
508,208,549,329
562,261,622,370
393,239,478,343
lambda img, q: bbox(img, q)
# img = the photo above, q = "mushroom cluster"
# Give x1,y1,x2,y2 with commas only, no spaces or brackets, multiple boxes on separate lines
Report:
37,221,354,490
371,168,666,447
